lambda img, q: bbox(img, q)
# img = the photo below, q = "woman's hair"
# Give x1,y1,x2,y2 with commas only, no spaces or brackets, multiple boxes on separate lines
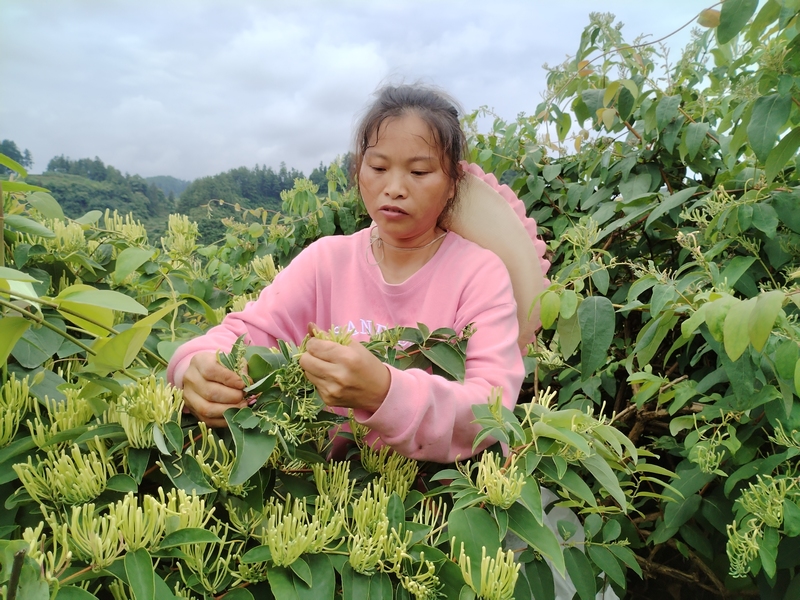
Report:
353,84,467,226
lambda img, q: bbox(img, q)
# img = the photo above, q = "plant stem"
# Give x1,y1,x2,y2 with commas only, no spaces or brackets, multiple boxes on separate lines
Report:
0,297,97,356
6,549,26,600
6,289,169,367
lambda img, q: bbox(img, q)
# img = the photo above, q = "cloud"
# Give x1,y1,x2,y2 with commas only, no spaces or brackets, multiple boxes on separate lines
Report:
1,0,703,180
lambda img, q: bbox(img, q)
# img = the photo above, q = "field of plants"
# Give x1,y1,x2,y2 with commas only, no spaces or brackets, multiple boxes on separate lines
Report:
3,3,800,599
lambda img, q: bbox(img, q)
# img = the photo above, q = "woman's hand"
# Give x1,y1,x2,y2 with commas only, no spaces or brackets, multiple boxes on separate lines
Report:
299,324,391,412
182,352,248,427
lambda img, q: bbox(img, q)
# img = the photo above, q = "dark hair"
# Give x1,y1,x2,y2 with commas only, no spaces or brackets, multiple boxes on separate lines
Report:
353,84,467,226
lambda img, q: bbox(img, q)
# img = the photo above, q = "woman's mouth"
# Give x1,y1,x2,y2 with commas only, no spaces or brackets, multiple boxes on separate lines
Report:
379,205,408,216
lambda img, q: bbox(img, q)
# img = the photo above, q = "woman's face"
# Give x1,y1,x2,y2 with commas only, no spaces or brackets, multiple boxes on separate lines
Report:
359,113,456,248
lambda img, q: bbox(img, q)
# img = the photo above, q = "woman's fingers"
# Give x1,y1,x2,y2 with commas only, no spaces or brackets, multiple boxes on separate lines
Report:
183,351,248,427
191,352,246,389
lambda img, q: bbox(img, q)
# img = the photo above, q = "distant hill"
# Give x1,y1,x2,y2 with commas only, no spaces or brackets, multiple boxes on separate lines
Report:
28,156,175,240
145,175,191,197
176,162,328,244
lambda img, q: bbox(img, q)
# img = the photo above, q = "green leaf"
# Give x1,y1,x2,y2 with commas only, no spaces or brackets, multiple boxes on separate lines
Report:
590,267,609,295
564,547,596,600
656,95,681,130
240,545,272,563
304,553,335,599
159,528,222,549
419,342,465,382
161,454,215,494
220,590,254,600
4,214,55,237
0,181,49,193
12,321,65,368
723,297,757,361
340,564,392,600
765,125,800,182
0,153,28,177
747,94,792,162
603,520,622,543
113,247,155,284
748,290,784,352
0,266,40,283
56,285,148,315
587,545,626,588
608,544,643,577
685,122,710,160
0,317,31,364
125,548,155,600
720,256,757,288
57,301,115,338
664,493,702,530
645,187,697,229
773,191,800,233
559,289,578,319
506,502,566,575
448,507,501,573
539,290,560,329
106,473,138,493
557,311,581,358
27,192,64,219
581,454,627,510
751,203,779,238
759,526,779,579
55,587,99,600
226,412,276,486
717,0,758,43
524,559,555,600
577,296,615,380
519,475,543,525
87,325,150,373
290,556,312,587
783,499,800,537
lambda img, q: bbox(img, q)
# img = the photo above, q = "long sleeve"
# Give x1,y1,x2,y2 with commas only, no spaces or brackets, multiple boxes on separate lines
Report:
166,244,320,388
351,251,524,463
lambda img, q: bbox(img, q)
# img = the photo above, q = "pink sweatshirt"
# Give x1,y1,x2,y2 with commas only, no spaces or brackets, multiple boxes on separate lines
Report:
167,228,524,463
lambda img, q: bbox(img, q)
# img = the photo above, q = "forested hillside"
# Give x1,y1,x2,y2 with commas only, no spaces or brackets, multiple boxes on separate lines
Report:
176,162,329,243
27,156,175,239
145,175,191,197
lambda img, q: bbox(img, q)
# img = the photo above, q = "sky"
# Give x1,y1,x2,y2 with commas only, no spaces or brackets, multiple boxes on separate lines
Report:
2,0,706,182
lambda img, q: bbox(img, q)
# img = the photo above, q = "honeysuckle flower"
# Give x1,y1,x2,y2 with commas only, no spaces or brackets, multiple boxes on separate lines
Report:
161,214,199,260
186,423,248,496
726,518,763,578
103,209,148,245
348,481,391,574
0,373,32,447
108,492,167,551
23,521,73,584
312,461,355,508
457,543,520,600
15,440,115,505
177,523,237,594
475,452,526,509
251,254,278,283
256,494,343,566
107,375,183,449
55,503,124,570
28,388,93,448
738,475,796,529
398,554,441,600
156,487,212,533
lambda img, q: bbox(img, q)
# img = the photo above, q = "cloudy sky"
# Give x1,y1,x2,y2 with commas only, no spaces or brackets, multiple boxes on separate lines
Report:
2,0,705,181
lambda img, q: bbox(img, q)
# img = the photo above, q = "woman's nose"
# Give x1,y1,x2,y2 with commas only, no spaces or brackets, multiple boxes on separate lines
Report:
384,170,407,198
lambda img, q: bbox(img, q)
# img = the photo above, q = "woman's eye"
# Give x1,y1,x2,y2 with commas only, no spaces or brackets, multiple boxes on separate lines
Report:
371,166,386,172
411,171,429,176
